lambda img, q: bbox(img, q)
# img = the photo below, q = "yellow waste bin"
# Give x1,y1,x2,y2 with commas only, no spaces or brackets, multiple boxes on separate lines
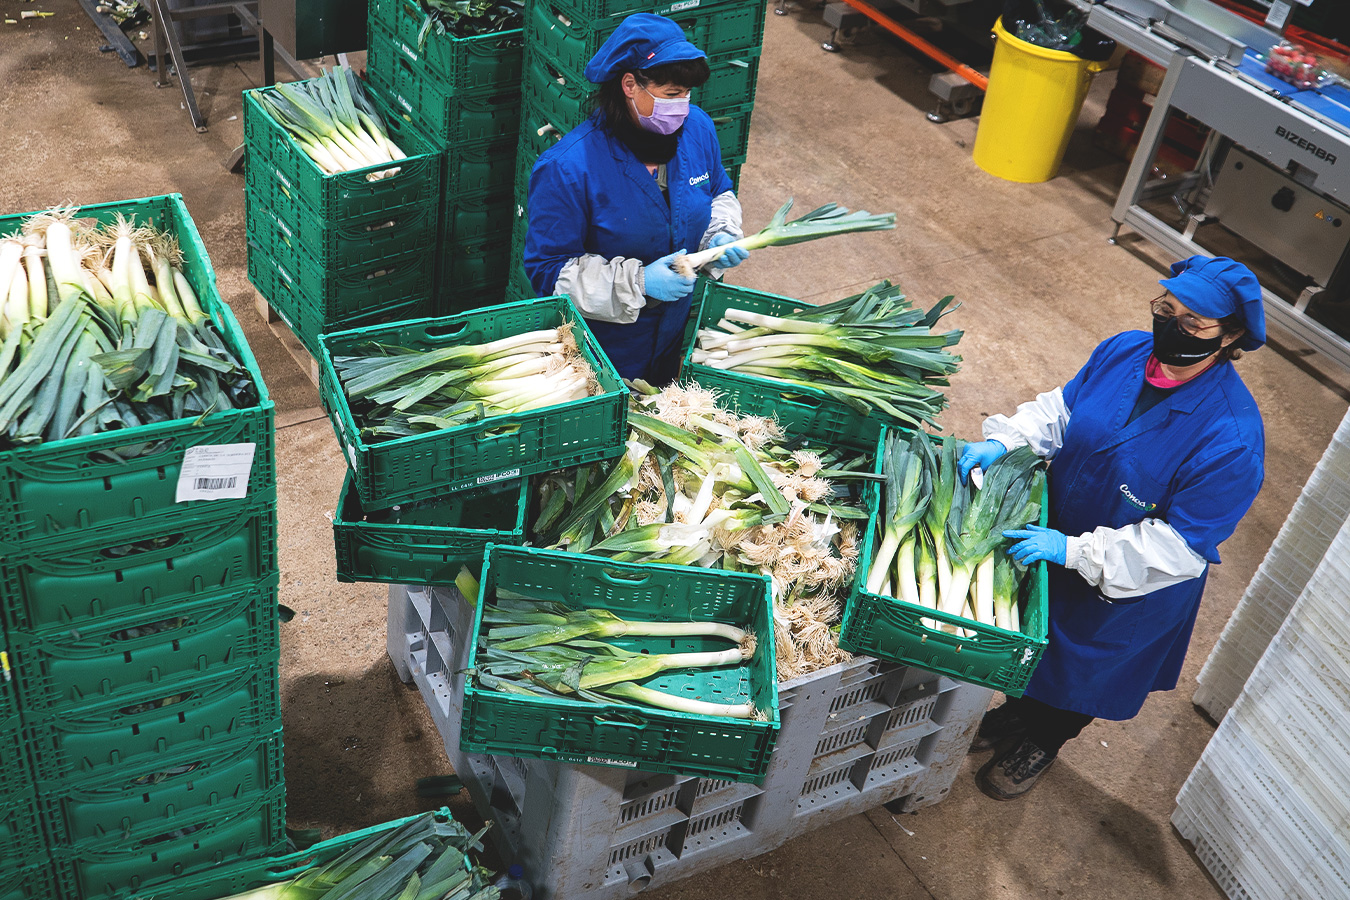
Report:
972,17,1108,183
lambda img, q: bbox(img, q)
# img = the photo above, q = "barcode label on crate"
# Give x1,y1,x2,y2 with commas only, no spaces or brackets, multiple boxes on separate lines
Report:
477,469,521,486
667,0,701,10
586,756,639,768
176,443,257,502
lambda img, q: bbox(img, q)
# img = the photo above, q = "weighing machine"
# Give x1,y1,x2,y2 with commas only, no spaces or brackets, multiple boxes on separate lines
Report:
1067,0,1350,369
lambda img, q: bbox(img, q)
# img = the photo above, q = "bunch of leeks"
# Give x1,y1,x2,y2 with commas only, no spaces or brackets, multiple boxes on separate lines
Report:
674,198,896,277
531,382,878,679
332,322,599,441
0,208,255,452
417,0,522,45
214,810,499,900
257,66,406,178
691,280,961,429
866,432,1045,632
475,595,764,719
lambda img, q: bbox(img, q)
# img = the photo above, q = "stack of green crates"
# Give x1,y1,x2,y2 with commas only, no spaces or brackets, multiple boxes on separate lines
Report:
365,0,525,313
0,196,286,900
507,0,767,301
242,80,445,359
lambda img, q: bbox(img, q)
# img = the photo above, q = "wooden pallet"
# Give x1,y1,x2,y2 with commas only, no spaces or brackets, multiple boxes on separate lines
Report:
254,293,321,389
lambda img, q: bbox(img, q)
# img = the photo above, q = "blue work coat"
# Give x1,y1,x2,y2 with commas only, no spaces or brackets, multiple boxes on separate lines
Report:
1024,331,1264,720
523,107,734,382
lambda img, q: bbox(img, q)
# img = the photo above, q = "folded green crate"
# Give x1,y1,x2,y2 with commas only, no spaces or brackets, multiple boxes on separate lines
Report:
246,244,431,361
243,163,439,269
529,0,766,79
461,544,780,781
368,0,522,94
0,195,274,552
1,500,277,634
438,228,514,298
369,26,522,146
24,661,281,785
9,573,281,712
0,787,43,870
317,296,628,509
49,784,287,900
0,861,63,900
242,84,442,222
546,0,754,23
334,473,528,583
0,715,33,799
40,731,284,847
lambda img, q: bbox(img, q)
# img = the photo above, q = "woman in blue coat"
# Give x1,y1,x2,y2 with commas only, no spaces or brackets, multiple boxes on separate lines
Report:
523,14,747,384
957,255,1267,800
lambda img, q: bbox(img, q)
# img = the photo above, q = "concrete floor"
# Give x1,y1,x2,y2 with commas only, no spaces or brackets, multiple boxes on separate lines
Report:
3,2,1350,898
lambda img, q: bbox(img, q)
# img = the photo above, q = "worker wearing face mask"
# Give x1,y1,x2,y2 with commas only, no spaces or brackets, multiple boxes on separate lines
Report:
523,14,746,385
958,255,1267,800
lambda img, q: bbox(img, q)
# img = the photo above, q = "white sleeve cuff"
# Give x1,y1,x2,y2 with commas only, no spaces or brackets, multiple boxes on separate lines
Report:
554,255,648,324
1065,519,1209,599
982,387,1070,460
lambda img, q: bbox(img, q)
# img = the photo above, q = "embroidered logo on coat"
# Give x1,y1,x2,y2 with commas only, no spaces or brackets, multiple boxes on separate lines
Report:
1119,483,1157,512
688,172,710,186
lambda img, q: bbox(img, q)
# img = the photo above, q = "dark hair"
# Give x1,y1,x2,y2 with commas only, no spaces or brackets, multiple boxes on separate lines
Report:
590,58,711,126
1217,313,1246,362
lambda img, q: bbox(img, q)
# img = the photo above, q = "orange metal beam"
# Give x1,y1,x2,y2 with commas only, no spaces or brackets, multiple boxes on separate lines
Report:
835,0,990,91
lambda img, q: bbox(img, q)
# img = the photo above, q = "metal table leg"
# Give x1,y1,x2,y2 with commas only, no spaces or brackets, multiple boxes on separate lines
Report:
149,0,209,131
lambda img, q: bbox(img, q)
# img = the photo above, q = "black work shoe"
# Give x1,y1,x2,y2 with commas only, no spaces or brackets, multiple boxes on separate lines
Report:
976,738,1055,800
969,703,1027,753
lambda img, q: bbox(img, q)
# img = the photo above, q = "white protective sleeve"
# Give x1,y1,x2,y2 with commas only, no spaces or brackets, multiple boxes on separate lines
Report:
1065,520,1209,600
698,190,744,250
553,254,650,324
982,387,1071,460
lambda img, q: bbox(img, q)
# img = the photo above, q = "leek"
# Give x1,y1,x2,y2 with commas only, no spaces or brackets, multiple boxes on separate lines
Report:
674,198,896,276
258,66,406,179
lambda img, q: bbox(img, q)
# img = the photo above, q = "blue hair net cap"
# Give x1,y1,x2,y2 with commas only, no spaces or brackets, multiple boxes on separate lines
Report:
1160,255,1266,351
583,13,706,84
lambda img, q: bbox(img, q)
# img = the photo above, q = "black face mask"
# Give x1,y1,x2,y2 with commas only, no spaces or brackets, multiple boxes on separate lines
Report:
606,106,682,164
1152,314,1225,366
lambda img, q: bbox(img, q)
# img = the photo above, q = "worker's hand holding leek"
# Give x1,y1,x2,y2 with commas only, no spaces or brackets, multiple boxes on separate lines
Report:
1004,525,1068,567
708,232,749,269
958,439,1007,483
643,250,696,302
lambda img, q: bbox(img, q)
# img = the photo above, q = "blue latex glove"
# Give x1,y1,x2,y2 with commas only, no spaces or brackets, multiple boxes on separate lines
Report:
643,250,696,303
708,233,749,269
957,439,1006,484
1004,525,1068,567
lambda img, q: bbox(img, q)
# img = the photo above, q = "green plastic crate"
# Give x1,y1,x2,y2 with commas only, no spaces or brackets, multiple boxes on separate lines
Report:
369,26,522,145
506,263,536,305
24,662,281,785
528,0,765,79
443,185,515,246
725,162,741,192
49,784,287,900
438,229,513,294
9,574,281,712
40,731,283,847
521,49,589,132
243,84,442,222
0,862,62,900
443,134,519,198
434,280,512,316
334,473,528,583
317,296,628,509
243,163,439,268
710,101,752,165
0,501,278,634
247,244,431,360
246,196,435,311
680,280,904,449
1,788,43,869
461,544,780,781
838,448,1050,696
546,0,752,23
119,808,460,900
0,195,274,552
368,0,523,95
0,715,31,799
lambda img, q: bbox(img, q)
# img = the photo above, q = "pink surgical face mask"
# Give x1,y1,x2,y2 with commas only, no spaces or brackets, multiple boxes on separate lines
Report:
632,86,689,135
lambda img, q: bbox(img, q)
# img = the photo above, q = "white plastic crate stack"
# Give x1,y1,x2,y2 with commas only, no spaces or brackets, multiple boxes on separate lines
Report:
1193,406,1350,720
1173,482,1350,899
387,583,991,900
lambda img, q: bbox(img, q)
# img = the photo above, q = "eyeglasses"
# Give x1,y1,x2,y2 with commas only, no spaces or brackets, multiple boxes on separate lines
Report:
1151,297,1221,337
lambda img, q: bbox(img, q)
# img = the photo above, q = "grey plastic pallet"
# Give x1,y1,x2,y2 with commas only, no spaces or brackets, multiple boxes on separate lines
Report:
388,583,991,900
